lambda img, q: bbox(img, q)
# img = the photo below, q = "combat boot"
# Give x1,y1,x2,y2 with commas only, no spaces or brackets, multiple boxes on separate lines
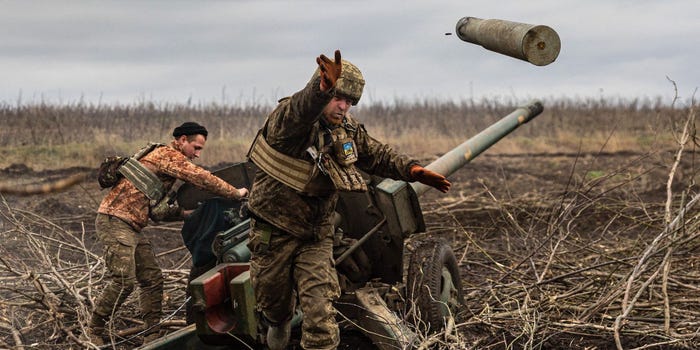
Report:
266,320,291,350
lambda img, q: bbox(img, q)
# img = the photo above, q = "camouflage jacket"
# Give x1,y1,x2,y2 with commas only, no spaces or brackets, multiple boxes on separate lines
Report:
248,76,418,240
98,141,241,231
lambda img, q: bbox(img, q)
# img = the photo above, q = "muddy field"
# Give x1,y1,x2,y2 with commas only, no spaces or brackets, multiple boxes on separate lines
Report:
1,149,700,349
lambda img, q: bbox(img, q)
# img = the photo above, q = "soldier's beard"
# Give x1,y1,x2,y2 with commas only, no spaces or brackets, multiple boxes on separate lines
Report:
323,112,344,126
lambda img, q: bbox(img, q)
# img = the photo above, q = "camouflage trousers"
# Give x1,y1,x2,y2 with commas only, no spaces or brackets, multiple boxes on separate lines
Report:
90,214,164,336
248,218,340,350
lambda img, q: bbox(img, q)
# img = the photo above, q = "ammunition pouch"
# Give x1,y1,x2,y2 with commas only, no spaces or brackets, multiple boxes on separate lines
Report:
322,120,366,192
319,153,367,192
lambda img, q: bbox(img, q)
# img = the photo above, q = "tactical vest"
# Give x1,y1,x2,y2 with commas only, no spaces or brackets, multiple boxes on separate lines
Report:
119,143,167,204
248,118,368,195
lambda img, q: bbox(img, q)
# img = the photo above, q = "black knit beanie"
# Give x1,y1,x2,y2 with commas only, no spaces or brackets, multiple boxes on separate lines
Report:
173,122,208,138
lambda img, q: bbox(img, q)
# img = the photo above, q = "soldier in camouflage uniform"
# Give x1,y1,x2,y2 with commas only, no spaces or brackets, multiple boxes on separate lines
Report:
246,50,451,350
89,122,249,346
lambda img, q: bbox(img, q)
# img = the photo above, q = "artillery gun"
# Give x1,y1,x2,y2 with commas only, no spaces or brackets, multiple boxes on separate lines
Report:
140,100,543,350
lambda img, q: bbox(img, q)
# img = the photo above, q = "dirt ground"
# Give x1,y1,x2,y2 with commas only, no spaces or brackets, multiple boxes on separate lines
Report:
2,149,699,349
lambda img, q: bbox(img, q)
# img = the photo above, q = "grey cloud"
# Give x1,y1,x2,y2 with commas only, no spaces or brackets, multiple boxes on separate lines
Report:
0,0,698,105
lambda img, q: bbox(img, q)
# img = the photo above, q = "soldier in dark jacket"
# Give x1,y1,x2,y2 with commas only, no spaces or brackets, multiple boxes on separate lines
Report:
89,122,249,346
246,50,451,350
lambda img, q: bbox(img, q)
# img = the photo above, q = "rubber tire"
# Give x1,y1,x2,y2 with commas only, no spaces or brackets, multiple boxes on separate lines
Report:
406,237,464,333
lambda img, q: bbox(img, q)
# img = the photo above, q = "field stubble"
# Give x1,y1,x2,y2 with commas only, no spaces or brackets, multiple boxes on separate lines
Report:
0,97,699,349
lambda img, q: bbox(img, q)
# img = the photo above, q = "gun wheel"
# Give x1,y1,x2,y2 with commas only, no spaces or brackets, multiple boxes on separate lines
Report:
406,237,464,333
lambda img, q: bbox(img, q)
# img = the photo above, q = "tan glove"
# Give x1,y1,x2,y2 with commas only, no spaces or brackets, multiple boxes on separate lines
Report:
316,50,342,92
410,165,451,193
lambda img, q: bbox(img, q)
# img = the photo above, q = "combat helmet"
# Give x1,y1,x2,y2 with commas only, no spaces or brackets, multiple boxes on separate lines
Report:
312,59,365,105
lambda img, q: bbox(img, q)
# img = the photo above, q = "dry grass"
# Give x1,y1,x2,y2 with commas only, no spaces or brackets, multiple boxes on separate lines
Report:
1,96,698,349
0,97,690,171
425,163,700,350
0,203,189,349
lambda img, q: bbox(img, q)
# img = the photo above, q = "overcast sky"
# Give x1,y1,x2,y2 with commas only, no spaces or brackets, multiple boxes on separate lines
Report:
1,1,698,106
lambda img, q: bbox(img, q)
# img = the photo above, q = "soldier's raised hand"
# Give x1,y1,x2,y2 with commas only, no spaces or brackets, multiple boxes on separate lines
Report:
410,165,451,193
316,50,342,92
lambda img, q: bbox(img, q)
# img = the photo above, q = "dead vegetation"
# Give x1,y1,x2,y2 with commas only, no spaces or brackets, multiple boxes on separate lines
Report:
5,143,700,349
424,155,700,349
416,98,700,349
0,95,699,349
0,202,191,349
0,96,690,170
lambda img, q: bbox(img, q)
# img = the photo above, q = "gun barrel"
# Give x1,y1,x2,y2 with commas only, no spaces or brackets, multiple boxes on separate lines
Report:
456,17,560,66
410,100,543,196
